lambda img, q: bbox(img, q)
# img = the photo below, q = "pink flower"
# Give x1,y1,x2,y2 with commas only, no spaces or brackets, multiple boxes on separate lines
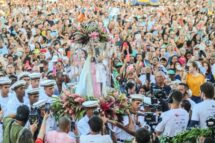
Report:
69,109,73,114
89,32,99,39
74,97,83,103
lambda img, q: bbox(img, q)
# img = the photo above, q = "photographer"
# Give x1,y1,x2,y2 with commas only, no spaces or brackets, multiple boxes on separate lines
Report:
155,90,189,137
30,99,57,139
190,82,215,128
3,105,31,143
151,72,171,96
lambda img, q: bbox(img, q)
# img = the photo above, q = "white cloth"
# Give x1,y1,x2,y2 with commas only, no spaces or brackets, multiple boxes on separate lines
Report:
155,108,189,137
191,99,215,128
80,134,113,143
77,115,90,135
4,94,28,117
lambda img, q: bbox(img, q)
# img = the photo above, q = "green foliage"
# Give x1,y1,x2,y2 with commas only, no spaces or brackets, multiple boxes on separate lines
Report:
159,128,212,143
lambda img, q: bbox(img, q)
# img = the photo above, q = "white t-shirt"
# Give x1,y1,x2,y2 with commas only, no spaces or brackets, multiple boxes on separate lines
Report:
187,98,196,110
155,108,189,137
191,99,215,128
80,134,113,143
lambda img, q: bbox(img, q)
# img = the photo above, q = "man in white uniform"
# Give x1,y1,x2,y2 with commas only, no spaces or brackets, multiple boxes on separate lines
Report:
33,100,57,132
0,77,11,143
4,80,28,117
77,100,99,135
117,94,147,143
27,88,39,109
0,77,12,113
155,90,189,137
190,82,215,128
18,72,30,89
29,73,41,89
40,80,57,103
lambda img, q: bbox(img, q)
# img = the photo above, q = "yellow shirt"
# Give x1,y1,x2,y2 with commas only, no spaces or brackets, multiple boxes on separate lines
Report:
186,73,205,97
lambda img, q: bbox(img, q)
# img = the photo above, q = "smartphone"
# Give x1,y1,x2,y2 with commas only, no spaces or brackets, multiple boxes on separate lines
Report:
45,103,51,114
40,67,44,73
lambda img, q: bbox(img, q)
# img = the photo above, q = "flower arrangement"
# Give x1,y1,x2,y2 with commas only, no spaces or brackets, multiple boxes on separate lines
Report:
71,22,109,45
52,90,86,121
100,93,130,116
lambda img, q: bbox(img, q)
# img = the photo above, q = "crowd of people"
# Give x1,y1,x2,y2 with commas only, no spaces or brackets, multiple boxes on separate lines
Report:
0,0,215,143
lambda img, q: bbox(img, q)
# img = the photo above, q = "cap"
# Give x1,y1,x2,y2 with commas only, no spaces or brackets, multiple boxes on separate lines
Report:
0,77,12,85
32,99,47,109
11,80,26,90
29,73,41,80
167,70,176,75
82,100,99,108
27,88,39,95
41,80,55,87
130,94,144,101
18,72,30,80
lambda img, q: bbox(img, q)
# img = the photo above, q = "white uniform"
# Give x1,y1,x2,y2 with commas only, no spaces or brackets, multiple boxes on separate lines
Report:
121,114,147,141
155,108,189,137
39,92,57,104
77,115,91,135
4,93,28,117
0,92,11,113
191,99,215,128
80,134,113,143
108,124,128,143
46,116,57,132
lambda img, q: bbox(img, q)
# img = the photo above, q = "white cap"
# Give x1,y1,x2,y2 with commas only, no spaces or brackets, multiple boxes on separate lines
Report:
41,80,55,87
82,100,99,108
29,73,41,80
18,72,30,80
32,99,47,109
130,94,144,101
11,80,26,90
27,88,39,95
0,77,12,85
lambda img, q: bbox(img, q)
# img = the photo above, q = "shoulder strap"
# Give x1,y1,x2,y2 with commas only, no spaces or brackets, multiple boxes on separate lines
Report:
16,127,26,143
8,120,15,143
